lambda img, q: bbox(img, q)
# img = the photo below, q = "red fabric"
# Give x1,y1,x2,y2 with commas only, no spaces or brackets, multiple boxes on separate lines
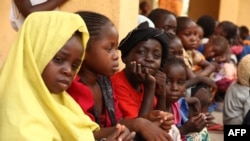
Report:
67,75,123,127
171,102,181,125
111,69,157,119
231,45,243,55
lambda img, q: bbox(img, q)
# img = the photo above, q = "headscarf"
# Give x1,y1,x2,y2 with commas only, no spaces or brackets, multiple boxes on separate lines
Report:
237,54,250,87
118,22,169,66
0,11,99,141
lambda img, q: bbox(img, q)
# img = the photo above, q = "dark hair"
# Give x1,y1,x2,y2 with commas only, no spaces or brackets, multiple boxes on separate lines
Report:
164,32,178,42
147,8,176,24
209,35,229,50
76,11,112,38
196,15,216,38
139,1,149,9
217,21,238,45
239,26,249,34
176,16,194,34
163,56,187,73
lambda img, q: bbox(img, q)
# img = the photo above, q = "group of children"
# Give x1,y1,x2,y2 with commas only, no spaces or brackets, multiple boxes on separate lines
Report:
1,1,250,141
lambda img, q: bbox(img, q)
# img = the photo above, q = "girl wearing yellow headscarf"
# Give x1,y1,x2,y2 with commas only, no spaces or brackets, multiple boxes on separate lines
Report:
0,11,99,141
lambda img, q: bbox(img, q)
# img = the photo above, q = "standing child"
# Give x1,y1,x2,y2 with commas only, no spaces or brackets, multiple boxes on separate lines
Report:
10,0,68,31
162,56,209,141
67,11,173,141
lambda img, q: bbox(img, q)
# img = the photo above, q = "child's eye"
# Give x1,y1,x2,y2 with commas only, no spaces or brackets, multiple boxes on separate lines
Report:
72,63,80,71
154,52,162,58
166,80,172,85
53,56,63,64
137,50,145,55
178,80,185,85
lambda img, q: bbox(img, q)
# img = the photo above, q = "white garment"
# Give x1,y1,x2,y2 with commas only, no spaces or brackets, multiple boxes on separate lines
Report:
9,0,58,31
223,82,250,125
168,125,182,141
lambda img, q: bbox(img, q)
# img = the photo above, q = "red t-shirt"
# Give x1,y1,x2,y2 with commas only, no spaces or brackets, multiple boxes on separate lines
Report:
67,75,123,127
111,69,157,119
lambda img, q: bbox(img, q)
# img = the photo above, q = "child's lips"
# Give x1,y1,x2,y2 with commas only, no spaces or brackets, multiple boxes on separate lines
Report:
58,79,70,88
113,64,120,72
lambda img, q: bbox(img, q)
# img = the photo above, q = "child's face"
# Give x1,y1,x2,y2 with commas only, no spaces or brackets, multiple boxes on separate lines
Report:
124,39,162,75
164,64,186,104
203,40,227,62
155,14,177,35
168,38,184,59
84,22,119,76
42,35,83,94
177,21,199,50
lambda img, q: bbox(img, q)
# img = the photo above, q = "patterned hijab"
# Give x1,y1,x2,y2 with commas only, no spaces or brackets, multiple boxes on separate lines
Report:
0,11,98,141
237,54,250,87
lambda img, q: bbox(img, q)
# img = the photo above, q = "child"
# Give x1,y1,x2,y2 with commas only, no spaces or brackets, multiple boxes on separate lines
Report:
148,8,177,35
111,22,181,139
10,0,68,31
239,25,250,45
204,35,237,100
214,21,250,63
223,54,250,125
162,56,209,141
111,23,169,118
176,16,217,77
196,15,216,46
67,11,173,141
0,11,134,141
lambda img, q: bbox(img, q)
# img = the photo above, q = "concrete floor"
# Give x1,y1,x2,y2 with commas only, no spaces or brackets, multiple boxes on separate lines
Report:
209,111,224,141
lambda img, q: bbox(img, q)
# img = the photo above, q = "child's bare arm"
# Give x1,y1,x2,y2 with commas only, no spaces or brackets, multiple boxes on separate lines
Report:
14,0,68,17
155,70,167,111
195,59,217,77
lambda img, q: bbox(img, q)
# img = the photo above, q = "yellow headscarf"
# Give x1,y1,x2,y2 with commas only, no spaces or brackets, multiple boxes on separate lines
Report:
0,11,99,141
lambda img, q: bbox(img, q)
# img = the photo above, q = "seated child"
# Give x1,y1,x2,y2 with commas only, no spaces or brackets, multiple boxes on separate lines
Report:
0,11,136,141
67,11,173,141
176,16,217,77
162,56,209,141
0,11,105,141
223,54,250,125
111,22,181,140
203,35,237,100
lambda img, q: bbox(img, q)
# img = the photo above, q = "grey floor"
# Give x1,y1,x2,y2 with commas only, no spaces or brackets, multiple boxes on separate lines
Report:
209,102,224,141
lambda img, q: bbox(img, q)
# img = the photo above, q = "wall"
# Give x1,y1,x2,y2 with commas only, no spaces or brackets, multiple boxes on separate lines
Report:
219,0,250,28
0,0,138,69
188,0,220,21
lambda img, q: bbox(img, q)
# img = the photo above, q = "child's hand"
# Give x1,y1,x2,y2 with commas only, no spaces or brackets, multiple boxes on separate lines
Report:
137,118,174,141
143,110,174,133
183,113,207,133
155,70,167,98
211,61,221,72
106,124,135,141
130,61,156,86
205,112,215,127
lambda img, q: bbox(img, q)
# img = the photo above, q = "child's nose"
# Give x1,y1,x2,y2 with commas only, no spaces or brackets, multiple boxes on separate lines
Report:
63,65,73,76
